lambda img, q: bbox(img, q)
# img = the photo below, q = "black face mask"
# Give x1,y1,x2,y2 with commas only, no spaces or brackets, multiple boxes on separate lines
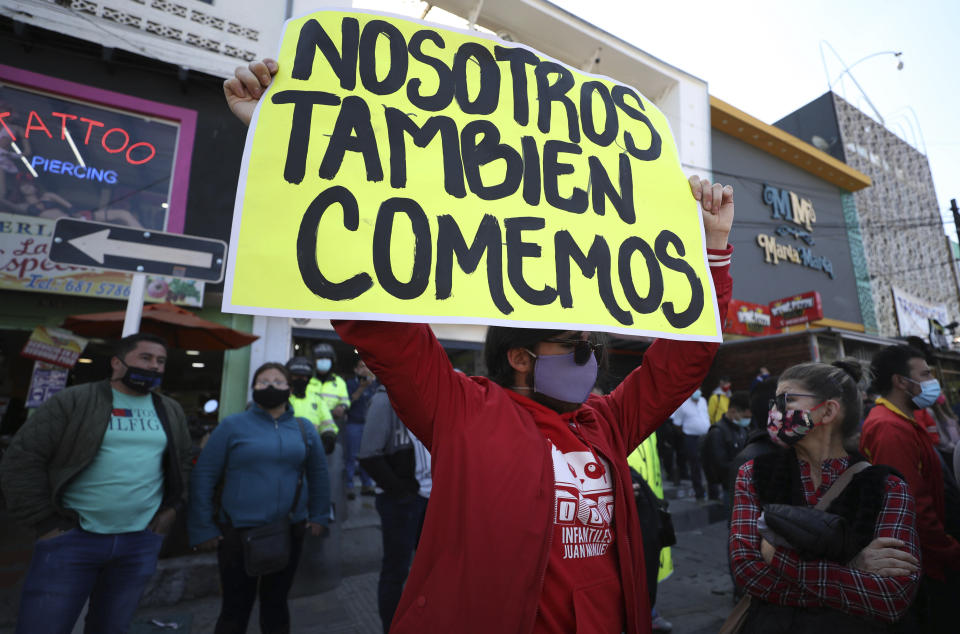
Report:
253,386,291,409
290,377,310,398
118,359,163,394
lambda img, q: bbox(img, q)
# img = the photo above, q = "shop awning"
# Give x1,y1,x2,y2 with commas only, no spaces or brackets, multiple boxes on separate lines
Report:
62,303,258,350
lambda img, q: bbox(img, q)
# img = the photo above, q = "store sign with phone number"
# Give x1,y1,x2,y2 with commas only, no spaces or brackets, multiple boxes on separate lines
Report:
0,211,203,306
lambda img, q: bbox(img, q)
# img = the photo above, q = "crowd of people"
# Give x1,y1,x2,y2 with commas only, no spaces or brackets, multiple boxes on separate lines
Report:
0,56,957,634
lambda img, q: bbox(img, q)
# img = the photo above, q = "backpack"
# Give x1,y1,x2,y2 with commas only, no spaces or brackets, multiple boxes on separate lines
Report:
630,467,676,606
700,425,727,485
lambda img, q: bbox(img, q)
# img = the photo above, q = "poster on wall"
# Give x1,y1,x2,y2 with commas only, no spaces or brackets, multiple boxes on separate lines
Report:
892,286,949,339
25,361,69,408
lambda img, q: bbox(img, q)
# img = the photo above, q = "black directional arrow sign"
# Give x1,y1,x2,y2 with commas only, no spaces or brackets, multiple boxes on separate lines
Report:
49,219,228,283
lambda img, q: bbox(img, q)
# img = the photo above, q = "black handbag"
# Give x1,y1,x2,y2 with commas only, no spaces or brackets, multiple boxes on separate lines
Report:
229,418,309,577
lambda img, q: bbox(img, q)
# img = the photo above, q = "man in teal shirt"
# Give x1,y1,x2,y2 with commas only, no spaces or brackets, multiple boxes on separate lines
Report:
0,333,191,634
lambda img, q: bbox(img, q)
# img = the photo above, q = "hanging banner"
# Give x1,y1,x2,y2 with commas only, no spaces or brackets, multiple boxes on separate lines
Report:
224,10,721,341
20,326,88,368
725,299,775,337
769,291,823,328
25,361,69,407
892,286,949,339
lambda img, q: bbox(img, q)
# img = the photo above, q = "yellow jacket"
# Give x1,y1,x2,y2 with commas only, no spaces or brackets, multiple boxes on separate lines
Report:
290,391,337,435
707,390,730,424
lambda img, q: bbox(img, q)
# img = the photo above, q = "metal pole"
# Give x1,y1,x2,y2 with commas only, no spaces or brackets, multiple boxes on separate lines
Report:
122,273,146,336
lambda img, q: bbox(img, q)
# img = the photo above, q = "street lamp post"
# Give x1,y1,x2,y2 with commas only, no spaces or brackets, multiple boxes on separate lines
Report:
819,42,903,125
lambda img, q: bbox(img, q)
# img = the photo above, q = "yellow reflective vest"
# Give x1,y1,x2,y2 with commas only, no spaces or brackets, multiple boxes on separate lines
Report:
290,391,337,435
308,374,350,424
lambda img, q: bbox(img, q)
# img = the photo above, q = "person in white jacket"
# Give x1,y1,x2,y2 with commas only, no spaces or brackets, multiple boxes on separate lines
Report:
672,390,711,503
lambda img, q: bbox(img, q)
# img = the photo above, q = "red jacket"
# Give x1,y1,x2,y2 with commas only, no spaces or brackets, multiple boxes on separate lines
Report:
860,398,960,580
333,259,731,634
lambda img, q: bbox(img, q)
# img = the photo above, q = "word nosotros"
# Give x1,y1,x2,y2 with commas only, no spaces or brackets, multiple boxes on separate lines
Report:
282,16,703,328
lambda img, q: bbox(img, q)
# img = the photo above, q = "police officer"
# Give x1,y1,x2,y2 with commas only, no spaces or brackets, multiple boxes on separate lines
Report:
286,356,338,454
309,343,350,430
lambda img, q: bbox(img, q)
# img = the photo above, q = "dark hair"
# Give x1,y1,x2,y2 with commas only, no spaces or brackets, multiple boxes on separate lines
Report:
750,376,779,427
483,327,608,387
718,376,731,383
780,361,862,441
114,333,167,360
729,390,750,411
870,345,926,396
251,362,290,388
484,327,561,387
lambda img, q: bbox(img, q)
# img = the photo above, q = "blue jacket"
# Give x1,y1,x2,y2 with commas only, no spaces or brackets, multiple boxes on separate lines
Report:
188,404,330,546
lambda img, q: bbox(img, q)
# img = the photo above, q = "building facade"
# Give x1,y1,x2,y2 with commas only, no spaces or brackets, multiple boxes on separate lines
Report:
776,92,960,340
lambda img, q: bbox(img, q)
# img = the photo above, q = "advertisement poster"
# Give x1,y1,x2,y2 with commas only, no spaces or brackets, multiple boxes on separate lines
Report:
25,361,69,408
725,299,775,337
20,325,88,367
769,291,823,329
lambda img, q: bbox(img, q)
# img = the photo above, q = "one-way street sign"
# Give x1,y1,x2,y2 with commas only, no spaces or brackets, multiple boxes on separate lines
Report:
49,218,228,283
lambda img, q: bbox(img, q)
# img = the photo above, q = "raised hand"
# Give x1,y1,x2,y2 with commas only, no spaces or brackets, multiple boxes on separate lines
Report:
688,175,734,250
224,59,278,126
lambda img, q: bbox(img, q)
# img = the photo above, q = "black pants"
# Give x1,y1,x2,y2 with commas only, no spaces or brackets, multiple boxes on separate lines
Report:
214,522,306,634
375,493,428,634
682,433,705,499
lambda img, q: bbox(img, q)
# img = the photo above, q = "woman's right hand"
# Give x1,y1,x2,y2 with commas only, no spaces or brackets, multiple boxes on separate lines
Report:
195,536,222,552
224,59,278,127
850,537,919,576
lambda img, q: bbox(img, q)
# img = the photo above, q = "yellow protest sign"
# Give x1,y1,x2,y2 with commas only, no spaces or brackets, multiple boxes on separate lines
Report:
224,10,721,340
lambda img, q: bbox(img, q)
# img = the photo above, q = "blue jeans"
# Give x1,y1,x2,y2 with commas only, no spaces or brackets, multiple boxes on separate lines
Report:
16,528,165,634
375,493,427,634
344,423,373,489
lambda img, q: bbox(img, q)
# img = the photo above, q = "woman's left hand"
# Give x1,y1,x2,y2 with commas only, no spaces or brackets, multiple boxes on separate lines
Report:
688,175,734,250
760,538,776,564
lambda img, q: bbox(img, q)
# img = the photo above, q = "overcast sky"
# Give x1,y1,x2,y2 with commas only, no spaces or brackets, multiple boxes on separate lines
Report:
353,0,959,237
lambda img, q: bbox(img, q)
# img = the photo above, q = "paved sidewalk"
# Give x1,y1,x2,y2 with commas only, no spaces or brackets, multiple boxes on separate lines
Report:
656,520,735,633
128,571,381,634
2,519,734,633
128,521,734,633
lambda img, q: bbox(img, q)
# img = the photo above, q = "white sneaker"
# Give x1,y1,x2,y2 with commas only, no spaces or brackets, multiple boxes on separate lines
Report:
652,615,673,632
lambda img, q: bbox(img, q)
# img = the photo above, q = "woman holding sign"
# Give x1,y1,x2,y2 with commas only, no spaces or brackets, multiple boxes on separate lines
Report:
227,58,734,634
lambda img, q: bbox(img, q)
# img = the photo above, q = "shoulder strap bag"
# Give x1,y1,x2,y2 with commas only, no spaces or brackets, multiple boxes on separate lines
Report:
718,459,869,634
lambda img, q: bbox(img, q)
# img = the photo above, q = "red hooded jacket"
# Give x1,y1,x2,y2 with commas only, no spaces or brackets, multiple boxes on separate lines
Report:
333,253,731,634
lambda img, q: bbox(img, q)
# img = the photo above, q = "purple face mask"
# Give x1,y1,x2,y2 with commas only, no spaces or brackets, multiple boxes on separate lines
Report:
527,350,598,404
